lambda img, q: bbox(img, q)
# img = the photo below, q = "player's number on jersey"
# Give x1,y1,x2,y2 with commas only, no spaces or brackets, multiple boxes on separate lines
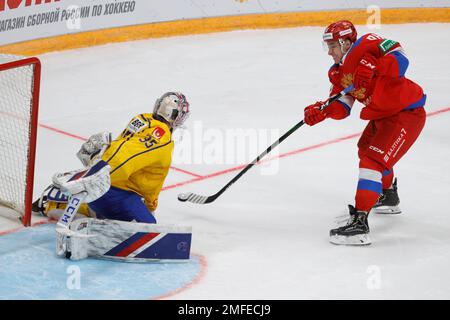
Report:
367,34,383,41
139,134,157,149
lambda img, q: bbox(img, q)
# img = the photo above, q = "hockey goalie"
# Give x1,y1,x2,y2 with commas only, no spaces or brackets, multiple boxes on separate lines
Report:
33,92,192,261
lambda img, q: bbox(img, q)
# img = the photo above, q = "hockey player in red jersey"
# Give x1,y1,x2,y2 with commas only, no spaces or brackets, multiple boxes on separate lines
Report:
304,20,426,245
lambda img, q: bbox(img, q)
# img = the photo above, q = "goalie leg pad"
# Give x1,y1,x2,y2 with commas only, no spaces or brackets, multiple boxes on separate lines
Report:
56,226,93,260
59,218,192,261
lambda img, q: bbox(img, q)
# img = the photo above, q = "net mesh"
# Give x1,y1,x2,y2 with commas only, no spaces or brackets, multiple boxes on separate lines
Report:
0,54,35,217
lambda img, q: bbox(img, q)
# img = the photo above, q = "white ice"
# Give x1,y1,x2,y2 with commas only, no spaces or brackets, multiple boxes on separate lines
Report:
1,23,449,299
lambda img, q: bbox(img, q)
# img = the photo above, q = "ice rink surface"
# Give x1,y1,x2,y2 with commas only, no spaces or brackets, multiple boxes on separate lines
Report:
1,23,449,299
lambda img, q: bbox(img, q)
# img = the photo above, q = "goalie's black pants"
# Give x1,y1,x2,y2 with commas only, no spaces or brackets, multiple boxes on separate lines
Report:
88,186,156,223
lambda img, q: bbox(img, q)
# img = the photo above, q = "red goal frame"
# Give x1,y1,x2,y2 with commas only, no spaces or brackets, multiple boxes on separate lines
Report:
0,57,41,226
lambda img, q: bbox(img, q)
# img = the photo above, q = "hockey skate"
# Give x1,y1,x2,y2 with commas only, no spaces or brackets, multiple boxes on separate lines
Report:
371,178,401,214
330,205,371,246
31,185,54,216
32,184,71,216
32,185,94,221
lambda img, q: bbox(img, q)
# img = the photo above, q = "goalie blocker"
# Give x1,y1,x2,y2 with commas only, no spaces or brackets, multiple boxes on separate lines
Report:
56,218,192,262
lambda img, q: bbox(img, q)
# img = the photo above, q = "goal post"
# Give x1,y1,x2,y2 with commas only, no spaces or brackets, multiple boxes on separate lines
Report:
0,55,41,226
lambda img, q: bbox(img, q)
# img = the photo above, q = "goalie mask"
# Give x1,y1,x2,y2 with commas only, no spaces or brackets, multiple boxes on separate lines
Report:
153,92,190,129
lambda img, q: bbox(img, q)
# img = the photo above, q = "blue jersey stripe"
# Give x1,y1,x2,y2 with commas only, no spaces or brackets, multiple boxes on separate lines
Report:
336,100,351,115
404,94,427,111
389,51,409,77
357,179,382,194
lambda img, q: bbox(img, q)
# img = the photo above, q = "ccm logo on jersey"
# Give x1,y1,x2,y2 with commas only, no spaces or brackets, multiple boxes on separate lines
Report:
369,146,384,154
152,127,166,139
360,59,376,70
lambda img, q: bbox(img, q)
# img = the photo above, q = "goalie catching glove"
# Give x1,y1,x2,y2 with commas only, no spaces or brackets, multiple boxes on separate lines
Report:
52,160,111,203
76,132,112,167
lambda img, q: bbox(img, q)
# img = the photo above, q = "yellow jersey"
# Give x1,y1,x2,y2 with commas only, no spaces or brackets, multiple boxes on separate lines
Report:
102,113,173,212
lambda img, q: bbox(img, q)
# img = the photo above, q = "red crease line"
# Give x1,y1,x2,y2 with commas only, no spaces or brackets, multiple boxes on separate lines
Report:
0,220,51,237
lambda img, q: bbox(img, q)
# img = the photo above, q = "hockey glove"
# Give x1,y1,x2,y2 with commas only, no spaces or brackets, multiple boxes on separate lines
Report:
304,101,326,126
353,54,378,90
77,132,112,167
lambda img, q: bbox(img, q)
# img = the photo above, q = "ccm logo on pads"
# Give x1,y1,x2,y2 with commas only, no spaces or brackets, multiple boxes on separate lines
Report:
152,127,166,139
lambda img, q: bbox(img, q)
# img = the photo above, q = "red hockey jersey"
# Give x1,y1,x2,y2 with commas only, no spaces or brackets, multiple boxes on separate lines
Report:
325,33,426,121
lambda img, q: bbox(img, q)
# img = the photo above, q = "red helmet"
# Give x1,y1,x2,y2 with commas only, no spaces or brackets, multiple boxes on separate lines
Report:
323,20,357,43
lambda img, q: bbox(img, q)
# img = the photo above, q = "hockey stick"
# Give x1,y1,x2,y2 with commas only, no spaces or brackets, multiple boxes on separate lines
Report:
56,191,88,228
56,147,110,228
178,85,354,204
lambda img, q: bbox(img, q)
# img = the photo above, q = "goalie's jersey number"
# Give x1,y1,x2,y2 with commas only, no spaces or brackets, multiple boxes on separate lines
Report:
139,134,158,149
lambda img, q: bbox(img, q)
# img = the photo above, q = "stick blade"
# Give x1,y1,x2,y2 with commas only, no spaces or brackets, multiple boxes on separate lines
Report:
177,192,192,202
177,192,210,204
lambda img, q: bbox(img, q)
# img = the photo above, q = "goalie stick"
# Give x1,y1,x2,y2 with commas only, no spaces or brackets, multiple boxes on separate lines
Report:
57,191,88,229
178,85,354,204
56,150,110,228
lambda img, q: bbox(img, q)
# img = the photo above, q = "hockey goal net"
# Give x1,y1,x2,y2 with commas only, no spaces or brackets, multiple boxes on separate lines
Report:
0,54,41,226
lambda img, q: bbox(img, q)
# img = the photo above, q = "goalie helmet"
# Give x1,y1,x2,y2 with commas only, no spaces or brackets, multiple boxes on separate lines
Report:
323,20,357,44
153,92,190,129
